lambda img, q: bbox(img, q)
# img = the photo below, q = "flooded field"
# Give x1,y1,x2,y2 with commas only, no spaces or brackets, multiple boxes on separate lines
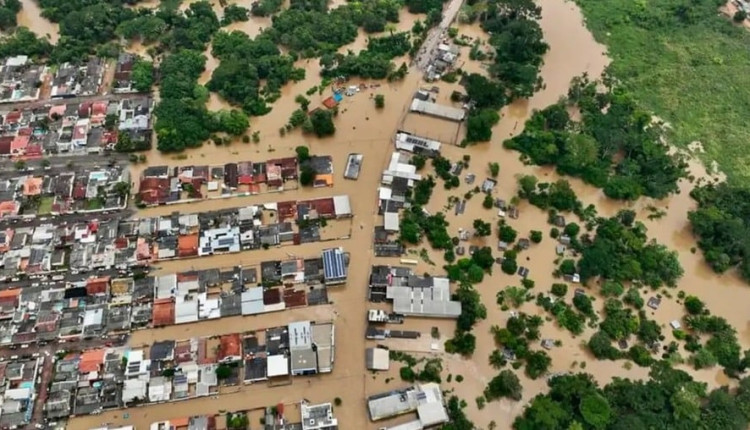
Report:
63,0,750,429
17,0,59,43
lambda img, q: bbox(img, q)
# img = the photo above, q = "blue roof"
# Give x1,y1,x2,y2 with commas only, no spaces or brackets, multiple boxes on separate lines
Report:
322,248,347,281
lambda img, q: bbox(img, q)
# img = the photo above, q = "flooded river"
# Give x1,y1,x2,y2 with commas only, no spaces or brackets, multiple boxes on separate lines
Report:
65,0,750,429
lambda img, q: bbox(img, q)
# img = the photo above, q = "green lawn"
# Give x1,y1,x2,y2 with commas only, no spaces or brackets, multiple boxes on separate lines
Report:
575,0,750,184
37,196,53,215
86,198,104,210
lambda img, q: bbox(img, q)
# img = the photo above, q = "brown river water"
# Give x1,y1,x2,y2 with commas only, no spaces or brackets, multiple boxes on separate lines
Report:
50,0,750,429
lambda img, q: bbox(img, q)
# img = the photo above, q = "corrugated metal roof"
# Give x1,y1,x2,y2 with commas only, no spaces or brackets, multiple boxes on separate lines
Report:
322,248,347,281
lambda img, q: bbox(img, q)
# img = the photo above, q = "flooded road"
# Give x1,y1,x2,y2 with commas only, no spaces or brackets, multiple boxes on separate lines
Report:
63,0,750,429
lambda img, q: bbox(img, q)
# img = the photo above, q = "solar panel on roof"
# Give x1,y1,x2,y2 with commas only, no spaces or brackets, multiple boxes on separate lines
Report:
217,237,234,247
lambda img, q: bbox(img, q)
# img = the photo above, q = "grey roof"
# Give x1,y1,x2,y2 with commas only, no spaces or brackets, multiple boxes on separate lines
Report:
150,340,175,361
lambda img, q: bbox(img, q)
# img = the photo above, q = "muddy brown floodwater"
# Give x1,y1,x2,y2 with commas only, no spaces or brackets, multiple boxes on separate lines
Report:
17,0,59,44
65,0,750,429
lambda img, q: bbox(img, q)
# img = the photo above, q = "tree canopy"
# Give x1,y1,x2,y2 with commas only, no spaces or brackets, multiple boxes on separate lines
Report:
689,183,750,282
515,366,750,430
578,213,683,288
505,77,687,200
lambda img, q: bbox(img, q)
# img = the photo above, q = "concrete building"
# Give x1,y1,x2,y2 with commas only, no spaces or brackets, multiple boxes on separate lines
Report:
409,99,466,122
367,383,449,429
385,275,461,318
366,348,390,371
289,320,317,376
394,132,442,156
301,401,339,430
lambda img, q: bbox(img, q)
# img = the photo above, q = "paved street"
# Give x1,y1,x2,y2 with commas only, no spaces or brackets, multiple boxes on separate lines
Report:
1,92,141,113
415,0,466,71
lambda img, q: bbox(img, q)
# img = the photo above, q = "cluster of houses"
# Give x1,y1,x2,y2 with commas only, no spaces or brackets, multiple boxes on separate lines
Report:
0,54,144,105
44,321,335,419
143,400,338,430
0,195,352,282
0,95,152,158
0,249,347,346
134,195,351,261
0,356,43,429
138,155,335,206
424,42,460,82
373,132,444,257
0,163,129,218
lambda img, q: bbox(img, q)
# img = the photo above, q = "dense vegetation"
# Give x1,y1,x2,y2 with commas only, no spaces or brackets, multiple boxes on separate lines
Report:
575,0,750,184
578,211,683,288
319,31,410,80
208,31,304,115
154,49,249,152
515,366,750,430
689,184,750,281
505,77,687,200
0,27,53,58
460,0,548,143
0,0,21,31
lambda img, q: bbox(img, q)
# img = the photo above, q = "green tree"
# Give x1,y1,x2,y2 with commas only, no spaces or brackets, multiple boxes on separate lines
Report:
525,350,551,379
489,162,500,177
580,394,612,429
499,224,518,242
300,164,316,186
215,365,232,379
483,194,495,209
684,296,705,315
295,145,311,162
466,108,500,143
410,155,426,170
501,256,518,275
132,58,154,92
374,94,385,108
530,230,542,243
485,370,522,401
551,283,567,297
473,219,492,237
309,109,335,137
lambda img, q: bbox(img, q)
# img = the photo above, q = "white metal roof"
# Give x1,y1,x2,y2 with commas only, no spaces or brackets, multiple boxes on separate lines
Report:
410,99,466,121
333,195,351,216
366,348,390,371
267,354,289,377
384,212,400,232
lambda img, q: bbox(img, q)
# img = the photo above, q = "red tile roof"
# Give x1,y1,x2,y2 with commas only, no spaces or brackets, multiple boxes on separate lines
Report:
218,333,241,360
152,298,175,327
79,349,106,373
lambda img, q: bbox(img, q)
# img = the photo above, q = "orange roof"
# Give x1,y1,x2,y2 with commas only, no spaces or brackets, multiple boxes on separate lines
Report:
0,201,18,216
177,234,199,257
322,97,337,109
86,276,111,285
171,417,189,428
79,349,106,373
0,288,21,299
218,333,241,360
152,298,175,326
22,177,42,196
